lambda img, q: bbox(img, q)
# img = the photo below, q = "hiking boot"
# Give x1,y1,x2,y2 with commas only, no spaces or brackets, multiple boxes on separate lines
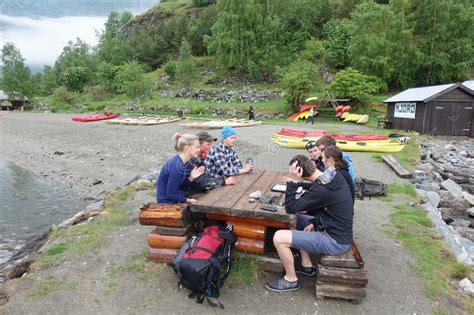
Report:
265,277,299,292
295,263,316,277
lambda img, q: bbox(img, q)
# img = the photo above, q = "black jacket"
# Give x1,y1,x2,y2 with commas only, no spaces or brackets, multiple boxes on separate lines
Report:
186,157,225,191
285,173,353,245
338,166,355,204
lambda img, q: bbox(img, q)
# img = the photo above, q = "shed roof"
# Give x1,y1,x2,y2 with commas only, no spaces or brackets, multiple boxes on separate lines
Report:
383,83,473,103
463,80,474,91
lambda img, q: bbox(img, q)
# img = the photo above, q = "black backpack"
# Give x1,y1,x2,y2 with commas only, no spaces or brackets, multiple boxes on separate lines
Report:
355,177,387,200
172,224,237,309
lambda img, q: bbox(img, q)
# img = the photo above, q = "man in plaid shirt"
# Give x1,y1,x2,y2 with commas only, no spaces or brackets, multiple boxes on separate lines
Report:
205,126,253,178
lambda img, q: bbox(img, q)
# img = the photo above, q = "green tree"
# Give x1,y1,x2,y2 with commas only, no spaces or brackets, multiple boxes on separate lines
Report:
54,39,96,85
61,66,88,91
323,18,351,69
95,11,135,65
205,0,263,76
115,61,149,99
96,62,120,92
0,43,32,98
175,39,197,89
412,0,474,85
329,68,380,103
41,66,58,95
281,60,320,112
187,5,218,56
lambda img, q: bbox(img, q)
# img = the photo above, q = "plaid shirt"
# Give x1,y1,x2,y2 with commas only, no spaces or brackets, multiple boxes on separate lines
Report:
204,143,243,177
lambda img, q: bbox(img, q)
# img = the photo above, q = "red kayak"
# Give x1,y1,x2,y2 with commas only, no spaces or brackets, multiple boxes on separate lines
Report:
278,128,327,138
72,113,120,122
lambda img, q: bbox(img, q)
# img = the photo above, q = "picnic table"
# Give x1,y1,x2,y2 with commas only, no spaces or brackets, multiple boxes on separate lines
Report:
189,170,296,255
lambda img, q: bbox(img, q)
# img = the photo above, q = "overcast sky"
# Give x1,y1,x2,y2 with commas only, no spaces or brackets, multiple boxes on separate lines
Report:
0,14,107,69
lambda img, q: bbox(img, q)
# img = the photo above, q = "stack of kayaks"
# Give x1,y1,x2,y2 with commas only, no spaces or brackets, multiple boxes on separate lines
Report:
272,128,406,153
341,112,369,124
105,116,182,125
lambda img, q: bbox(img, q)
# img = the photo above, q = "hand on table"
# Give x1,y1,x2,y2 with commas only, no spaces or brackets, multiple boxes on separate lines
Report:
224,177,235,185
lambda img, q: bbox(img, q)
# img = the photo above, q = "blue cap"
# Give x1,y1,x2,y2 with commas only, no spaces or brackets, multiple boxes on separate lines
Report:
221,126,237,140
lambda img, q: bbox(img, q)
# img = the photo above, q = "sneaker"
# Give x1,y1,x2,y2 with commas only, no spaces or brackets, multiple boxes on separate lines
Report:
265,277,299,292
295,263,316,277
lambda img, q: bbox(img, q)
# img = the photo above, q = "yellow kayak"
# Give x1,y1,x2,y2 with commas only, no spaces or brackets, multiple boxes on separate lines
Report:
272,134,405,152
272,133,399,144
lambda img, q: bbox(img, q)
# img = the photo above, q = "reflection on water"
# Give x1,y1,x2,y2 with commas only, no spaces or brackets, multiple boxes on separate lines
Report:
0,158,88,264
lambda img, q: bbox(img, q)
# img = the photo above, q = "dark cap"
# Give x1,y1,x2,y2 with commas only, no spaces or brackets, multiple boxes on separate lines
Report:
196,131,217,142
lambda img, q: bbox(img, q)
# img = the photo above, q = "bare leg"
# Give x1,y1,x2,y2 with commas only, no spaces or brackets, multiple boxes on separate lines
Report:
273,230,297,282
300,249,313,267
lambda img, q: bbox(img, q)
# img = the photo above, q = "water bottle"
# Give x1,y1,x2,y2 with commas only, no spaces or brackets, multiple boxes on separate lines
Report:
246,157,254,173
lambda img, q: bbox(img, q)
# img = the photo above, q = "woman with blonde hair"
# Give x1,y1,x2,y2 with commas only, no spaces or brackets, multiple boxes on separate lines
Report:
157,133,205,204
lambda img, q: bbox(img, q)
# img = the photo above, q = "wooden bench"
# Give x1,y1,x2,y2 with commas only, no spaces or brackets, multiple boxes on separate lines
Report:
316,242,368,304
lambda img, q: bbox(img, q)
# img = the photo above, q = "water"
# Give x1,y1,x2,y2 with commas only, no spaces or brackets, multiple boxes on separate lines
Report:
0,158,88,264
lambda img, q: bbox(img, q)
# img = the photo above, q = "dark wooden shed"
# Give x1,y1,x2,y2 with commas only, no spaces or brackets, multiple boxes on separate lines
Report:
383,83,474,137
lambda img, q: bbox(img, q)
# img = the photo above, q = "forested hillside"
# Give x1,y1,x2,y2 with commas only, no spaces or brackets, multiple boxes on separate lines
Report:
0,0,159,17
1,0,473,112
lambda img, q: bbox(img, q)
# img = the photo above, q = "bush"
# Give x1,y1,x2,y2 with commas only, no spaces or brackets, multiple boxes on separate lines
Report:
329,68,381,103
96,62,120,92
61,66,88,91
281,60,321,113
51,86,78,107
115,61,149,99
163,61,177,80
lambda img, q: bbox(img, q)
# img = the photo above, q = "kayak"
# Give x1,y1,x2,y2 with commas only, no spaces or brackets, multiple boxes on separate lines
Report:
72,113,120,122
277,128,389,141
278,128,327,138
179,119,262,129
272,134,405,152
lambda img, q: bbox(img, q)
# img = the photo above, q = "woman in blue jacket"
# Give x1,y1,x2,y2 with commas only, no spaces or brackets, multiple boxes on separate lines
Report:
157,133,205,204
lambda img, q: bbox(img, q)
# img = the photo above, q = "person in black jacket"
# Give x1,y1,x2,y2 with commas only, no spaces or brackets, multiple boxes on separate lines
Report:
322,145,355,204
187,131,235,192
265,155,354,293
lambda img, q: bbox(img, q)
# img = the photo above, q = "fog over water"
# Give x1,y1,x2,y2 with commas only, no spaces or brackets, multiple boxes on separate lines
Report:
0,14,107,70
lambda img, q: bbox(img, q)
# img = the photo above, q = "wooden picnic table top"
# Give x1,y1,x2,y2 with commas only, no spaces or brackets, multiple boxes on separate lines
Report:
188,170,296,226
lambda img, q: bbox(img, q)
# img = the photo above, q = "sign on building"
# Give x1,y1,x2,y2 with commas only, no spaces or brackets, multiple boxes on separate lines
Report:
394,102,416,119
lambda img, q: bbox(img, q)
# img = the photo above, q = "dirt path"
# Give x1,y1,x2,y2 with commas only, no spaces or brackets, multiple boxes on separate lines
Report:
0,112,434,314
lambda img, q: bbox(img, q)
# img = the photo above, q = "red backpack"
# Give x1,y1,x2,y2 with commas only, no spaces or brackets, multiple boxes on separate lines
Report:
172,224,237,308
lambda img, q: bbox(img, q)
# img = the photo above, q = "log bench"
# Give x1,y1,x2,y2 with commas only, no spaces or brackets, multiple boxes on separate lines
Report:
316,242,368,304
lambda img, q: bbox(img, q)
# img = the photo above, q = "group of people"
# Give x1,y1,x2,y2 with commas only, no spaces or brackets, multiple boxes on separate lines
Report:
157,127,356,293
156,126,253,204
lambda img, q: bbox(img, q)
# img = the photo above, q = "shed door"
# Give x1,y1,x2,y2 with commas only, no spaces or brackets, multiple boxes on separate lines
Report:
432,102,472,136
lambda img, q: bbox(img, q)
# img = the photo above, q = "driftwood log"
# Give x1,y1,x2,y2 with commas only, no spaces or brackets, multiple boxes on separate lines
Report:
139,203,190,227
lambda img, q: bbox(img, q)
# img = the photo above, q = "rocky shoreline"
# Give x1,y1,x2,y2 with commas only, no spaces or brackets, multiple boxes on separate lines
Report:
414,138,474,268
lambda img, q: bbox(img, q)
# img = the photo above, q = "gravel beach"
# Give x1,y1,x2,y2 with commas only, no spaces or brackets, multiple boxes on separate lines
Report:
0,112,436,314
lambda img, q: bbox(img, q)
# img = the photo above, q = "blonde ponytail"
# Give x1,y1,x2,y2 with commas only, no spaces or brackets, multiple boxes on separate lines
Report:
172,133,198,152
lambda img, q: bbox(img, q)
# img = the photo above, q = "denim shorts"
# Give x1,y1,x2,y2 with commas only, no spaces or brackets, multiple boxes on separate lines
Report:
291,214,351,255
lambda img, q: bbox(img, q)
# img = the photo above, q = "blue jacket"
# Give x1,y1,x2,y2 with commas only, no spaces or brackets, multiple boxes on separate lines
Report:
342,152,356,183
156,155,191,204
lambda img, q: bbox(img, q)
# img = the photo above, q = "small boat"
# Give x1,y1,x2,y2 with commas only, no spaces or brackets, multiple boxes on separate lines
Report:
72,113,120,122
179,119,262,129
272,134,404,152
105,116,182,125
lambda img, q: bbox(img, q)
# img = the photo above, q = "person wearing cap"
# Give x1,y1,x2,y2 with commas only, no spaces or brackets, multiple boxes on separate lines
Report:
186,131,235,192
204,126,253,179
305,140,325,172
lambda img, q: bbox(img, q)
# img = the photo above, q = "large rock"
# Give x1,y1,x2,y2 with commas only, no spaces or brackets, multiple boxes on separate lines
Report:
439,191,468,209
453,226,474,243
468,207,474,218
459,278,474,296
440,179,463,194
463,192,474,206
438,207,468,222
416,189,440,208
450,219,472,228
